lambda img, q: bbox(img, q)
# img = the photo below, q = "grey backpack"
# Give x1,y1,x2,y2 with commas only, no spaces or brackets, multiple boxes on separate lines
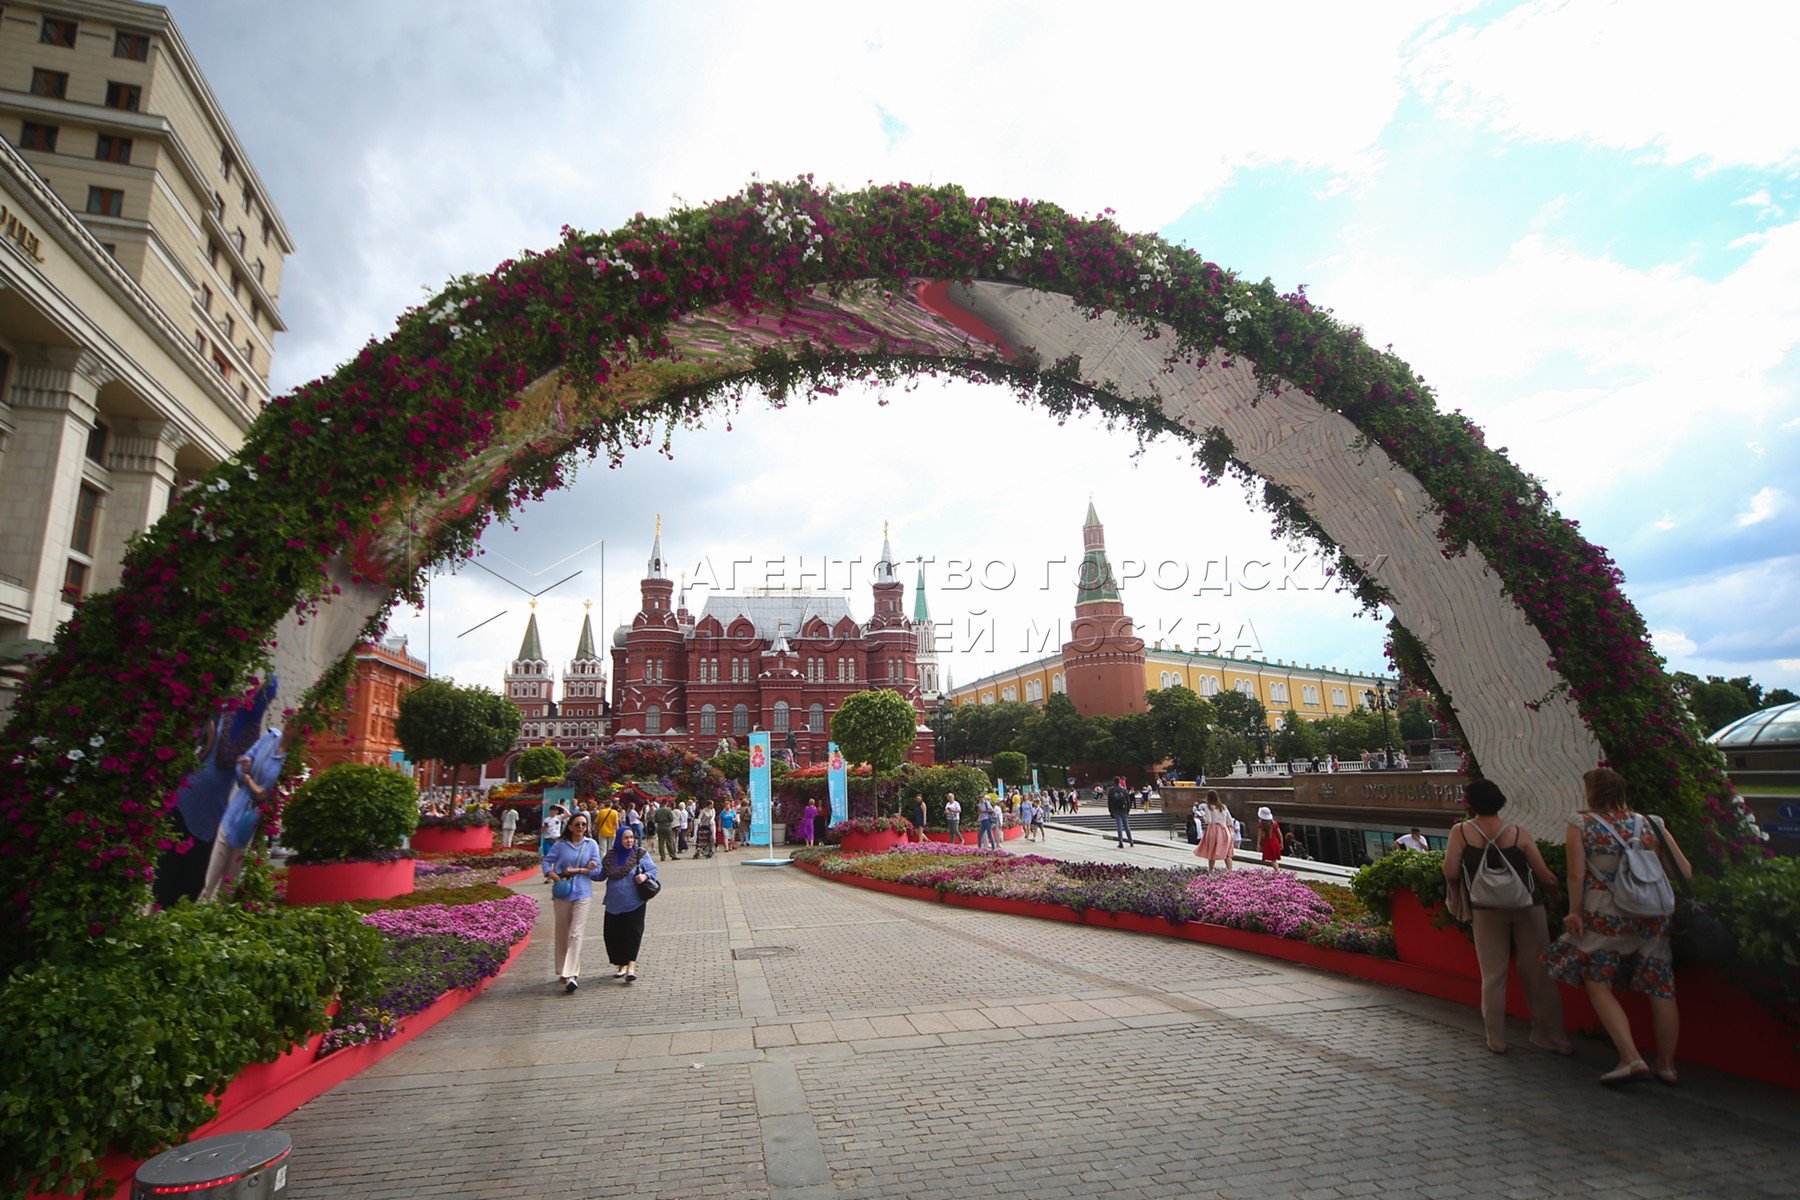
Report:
1462,822,1534,909
1590,813,1675,918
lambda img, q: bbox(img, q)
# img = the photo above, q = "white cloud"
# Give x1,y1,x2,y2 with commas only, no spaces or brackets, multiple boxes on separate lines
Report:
1652,512,1677,532
1737,486,1786,527
1651,628,1698,657
1407,0,1800,169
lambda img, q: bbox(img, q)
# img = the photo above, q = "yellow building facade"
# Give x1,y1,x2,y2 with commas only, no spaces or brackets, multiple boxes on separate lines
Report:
947,648,1385,727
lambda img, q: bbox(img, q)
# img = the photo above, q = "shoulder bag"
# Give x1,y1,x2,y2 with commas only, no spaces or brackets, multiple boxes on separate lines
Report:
632,850,661,901
1463,822,1535,909
1589,813,1675,918
1644,816,1737,965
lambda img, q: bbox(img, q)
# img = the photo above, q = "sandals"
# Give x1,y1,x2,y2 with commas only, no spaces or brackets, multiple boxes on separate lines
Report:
1530,1035,1576,1056
1653,1066,1680,1086
1600,1059,1650,1086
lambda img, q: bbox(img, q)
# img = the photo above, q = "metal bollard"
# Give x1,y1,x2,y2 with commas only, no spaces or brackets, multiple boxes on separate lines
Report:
133,1131,292,1197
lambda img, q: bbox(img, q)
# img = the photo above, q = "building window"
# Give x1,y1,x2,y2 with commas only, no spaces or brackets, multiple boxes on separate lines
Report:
85,187,124,217
220,151,234,181
1002,685,1017,701
261,219,272,245
72,485,101,551
30,70,69,99
1331,687,1348,709
231,228,245,253
1026,679,1043,702
104,82,142,112
62,559,88,602
211,348,230,378
809,703,824,733
255,258,265,283
199,284,212,313
699,705,717,736
645,706,661,736
224,315,235,340
980,691,994,705
732,704,749,736
20,123,58,152
241,187,252,214
115,31,151,61
243,341,254,370
40,18,79,48
238,381,250,404
213,193,225,219
85,422,108,464
95,134,131,164
1052,673,1064,694
772,701,789,733
1302,684,1321,706
1270,682,1288,704
1235,679,1255,697
209,241,221,268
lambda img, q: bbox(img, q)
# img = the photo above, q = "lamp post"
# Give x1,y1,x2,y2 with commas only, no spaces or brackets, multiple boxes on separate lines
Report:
1364,678,1397,769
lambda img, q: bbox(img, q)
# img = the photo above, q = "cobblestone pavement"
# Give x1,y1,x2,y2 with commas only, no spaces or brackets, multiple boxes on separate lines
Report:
274,846,1800,1199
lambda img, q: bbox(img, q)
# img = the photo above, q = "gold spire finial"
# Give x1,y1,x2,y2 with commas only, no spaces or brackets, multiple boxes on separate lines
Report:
584,599,592,611
656,513,662,536
884,519,890,540
529,598,537,611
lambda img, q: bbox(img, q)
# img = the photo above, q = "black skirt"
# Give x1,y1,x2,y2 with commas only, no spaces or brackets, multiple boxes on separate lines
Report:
602,904,647,965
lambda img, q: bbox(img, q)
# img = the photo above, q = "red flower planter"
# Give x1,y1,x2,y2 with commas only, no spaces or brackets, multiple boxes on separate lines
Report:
284,858,415,905
925,830,979,844
411,824,495,855
839,830,906,854
1388,889,1480,979
1001,824,1024,841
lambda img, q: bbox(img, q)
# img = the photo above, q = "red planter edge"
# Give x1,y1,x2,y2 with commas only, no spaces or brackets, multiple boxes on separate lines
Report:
410,824,496,855
283,857,416,905
28,933,533,1200
499,865,540,886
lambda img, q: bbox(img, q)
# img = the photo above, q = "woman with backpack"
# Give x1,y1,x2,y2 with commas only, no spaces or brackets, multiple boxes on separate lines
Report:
1544,767,1692,1086
1442,778,1570,1056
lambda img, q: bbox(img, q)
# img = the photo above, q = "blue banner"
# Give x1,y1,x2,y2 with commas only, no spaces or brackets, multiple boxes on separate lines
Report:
1031,768,1039,794
997,777,1005,804
748,732,771,847
827,742,848,826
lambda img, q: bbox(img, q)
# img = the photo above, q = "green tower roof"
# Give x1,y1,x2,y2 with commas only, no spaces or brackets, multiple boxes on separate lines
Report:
574,610,597,660
517,611,543,661
912,565,931,622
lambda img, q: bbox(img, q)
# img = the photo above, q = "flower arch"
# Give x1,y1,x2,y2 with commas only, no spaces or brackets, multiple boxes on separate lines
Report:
0,178,1752,965
563,740,735,809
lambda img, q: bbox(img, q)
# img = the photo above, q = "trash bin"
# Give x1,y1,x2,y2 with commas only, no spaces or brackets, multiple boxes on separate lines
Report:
133,1130,291,1197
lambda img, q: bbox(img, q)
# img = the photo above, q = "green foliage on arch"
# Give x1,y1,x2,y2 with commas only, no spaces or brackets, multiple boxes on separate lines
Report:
0,177,1750,973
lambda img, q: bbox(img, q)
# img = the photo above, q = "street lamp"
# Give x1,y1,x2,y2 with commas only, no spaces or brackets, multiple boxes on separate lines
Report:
1364,679,1397,769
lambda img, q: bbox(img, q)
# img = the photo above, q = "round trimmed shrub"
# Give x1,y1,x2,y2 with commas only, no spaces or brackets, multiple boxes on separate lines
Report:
283,763,419,863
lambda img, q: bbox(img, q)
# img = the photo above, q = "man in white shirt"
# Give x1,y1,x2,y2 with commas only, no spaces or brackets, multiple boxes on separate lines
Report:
943,794,962,842
1396,827,1430,852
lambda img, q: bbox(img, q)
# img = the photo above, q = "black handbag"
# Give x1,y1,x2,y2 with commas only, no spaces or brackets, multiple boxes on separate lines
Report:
636,873,662,902
1647,817,1737,966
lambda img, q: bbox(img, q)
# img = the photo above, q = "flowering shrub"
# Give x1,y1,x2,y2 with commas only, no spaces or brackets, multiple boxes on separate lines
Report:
565,741,735,808
1186,871,1332,937
415,801,493,830
824,815,915,842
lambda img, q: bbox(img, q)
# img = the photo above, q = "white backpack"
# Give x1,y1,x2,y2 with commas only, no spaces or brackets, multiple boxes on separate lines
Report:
1589,813,1675,918
1462,822,1534,909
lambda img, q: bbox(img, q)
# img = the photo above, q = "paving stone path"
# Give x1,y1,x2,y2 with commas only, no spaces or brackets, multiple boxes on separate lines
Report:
274,842,1800,1198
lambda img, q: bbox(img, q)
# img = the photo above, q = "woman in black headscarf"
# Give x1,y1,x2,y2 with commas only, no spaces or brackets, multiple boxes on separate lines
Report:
598,826,659,983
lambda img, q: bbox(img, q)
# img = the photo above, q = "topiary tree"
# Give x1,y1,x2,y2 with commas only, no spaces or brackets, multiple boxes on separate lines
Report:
394,679,522,788
830,689,919,773
282,763,419,863
992,751,1029,786
516,743,567,782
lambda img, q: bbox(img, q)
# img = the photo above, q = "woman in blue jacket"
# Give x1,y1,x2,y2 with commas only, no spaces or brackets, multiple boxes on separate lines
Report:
598,826,659,983
542,812,602,993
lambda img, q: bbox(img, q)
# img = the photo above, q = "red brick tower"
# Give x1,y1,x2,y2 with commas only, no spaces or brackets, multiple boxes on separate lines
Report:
1061,500,1145,718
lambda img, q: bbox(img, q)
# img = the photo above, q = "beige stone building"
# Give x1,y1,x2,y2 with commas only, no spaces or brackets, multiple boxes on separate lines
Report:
0,0,291,703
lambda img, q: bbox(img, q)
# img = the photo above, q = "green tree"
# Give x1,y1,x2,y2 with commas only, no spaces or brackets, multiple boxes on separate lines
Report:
1143,686,1213,777
394,679,522,782
1769,688,1800,708
708,749,788,787
516,744,567,782
992,750,1029,785
1270,709,1324,763
972,700,1036,760
1675,672,1762,734
1085,711,1154,773
1021,693,1087,772
1397,697,1433,742
830,689,919,772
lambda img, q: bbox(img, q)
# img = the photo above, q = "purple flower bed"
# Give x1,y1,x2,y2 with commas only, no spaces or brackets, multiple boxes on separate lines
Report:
799,846,1393,956
326,895,539,1053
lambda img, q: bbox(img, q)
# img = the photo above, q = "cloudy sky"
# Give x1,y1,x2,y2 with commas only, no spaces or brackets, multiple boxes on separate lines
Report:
173,0,1799,696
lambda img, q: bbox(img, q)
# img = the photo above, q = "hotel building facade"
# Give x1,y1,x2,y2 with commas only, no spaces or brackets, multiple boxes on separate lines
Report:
0,0,290,706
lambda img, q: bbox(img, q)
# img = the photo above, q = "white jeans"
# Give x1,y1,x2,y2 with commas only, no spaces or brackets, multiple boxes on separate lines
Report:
553,896,592,979
198,834,246,902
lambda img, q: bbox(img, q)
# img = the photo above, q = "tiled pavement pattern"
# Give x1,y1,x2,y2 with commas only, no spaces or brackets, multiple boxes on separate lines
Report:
274,844,1800,1198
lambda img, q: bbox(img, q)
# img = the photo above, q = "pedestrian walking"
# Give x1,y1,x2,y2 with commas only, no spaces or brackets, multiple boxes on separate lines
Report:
1257,806,1283,869
653,801,678,860
542,812,602,993
499,804,519,848
1544,767,1690,1085
1442,778,1569,1056
944,793,962,843
1196,791,1234,871
1031,797,1047,841
695,802,716,858
721,802,737,852
599,826,659,984
909,793,928,843
675,802,690,855
977,795,998,850
1106,777,1136,848
797,801,819,846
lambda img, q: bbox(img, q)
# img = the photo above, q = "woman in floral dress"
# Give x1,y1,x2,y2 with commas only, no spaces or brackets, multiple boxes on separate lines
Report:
1543,767,1692,1085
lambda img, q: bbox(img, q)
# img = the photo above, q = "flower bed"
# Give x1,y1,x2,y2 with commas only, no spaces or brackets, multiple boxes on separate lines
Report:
284,857,417,906
800,845,1389,955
